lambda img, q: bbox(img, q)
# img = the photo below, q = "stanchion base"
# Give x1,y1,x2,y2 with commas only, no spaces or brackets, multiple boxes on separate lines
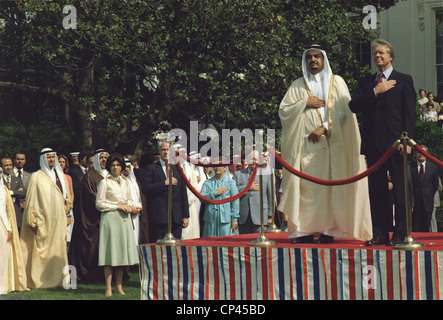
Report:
265,224,282,233
249,234,276,246
157,233,183,245
394,236,424,250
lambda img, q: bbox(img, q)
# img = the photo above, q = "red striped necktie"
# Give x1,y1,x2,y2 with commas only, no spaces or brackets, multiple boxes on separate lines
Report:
376,72,384,85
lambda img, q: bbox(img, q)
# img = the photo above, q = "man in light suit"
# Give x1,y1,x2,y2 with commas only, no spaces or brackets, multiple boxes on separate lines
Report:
13,152,31,228
2,157,26,232
409,146,439,232
138,141,189,242
349,39,416,246
234,150,272,234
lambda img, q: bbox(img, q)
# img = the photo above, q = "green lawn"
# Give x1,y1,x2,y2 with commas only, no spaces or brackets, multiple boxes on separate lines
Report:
0,268,141,300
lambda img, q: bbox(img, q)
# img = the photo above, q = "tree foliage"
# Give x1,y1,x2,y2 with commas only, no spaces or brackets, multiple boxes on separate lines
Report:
0,0,401,166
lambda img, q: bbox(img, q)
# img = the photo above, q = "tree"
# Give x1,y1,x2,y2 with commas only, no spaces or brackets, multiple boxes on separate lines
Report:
0,0,401,164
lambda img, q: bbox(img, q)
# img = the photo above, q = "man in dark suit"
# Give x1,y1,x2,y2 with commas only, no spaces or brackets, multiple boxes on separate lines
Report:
349,39,416,246
410,146,439,232
68,151,90,218
68,150,89,186
2,157,26,232
138,141,190,242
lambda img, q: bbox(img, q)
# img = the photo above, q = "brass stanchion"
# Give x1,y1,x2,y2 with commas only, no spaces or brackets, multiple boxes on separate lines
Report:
249,165,276,246
395,132,423,250
266,171,282,233
157,158,182,245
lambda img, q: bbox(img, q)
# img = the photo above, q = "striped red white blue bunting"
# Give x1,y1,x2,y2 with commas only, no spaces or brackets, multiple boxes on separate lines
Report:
139,245,443,300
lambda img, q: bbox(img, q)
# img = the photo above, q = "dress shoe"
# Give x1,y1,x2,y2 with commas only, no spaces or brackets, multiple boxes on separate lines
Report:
387,237,404,246
291,235,314,244
315,234,334,244
365,237,388,246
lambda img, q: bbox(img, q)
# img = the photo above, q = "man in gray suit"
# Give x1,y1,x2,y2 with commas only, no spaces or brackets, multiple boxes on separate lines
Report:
13,152,31,220
2,157,26,232
13,152,31,189
234,150,272,234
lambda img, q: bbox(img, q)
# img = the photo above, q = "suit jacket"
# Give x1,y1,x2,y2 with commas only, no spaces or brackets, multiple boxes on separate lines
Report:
410,161,439,213
68,165,86,197
68,165,86,214
349,69,416,155
3,174,26,227
138,161,189,225
3,174,26,202
233,168,272,225
14,168,31,190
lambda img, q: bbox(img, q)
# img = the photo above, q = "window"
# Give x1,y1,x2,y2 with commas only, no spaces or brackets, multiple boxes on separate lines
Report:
353,42,372,67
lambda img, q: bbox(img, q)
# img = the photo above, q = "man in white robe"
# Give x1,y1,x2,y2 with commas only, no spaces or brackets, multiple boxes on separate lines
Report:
278,45,372,243
0,168,27,294
179,148,200,240
124,158,142,245
20,148,72,288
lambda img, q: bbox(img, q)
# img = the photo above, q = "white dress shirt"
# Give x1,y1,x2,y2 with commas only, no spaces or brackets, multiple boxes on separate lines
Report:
96,175,133,212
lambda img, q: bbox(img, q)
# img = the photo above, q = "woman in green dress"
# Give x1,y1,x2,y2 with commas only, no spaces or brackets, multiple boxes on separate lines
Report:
96,153,141,297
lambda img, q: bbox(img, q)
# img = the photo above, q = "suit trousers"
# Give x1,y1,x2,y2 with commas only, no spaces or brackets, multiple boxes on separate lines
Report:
150,222,183,243
239,212,261,235
412,196,432,232
366,152,408,240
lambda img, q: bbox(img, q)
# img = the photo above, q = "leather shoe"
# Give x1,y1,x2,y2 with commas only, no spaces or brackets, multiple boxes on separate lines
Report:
365,237,387,246
291,235,314,244
387,237,404,246
315,234,334,244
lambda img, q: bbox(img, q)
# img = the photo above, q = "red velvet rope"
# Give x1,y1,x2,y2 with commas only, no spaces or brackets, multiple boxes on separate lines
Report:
173,142,400,204
414,144,443,168
178,151,245,167
175,161,259,205
268,146,397,186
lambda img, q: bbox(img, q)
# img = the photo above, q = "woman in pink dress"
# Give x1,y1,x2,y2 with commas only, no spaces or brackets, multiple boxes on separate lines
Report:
58,154,74,241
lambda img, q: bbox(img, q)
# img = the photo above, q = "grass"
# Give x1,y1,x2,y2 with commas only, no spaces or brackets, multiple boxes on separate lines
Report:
0,268,141,300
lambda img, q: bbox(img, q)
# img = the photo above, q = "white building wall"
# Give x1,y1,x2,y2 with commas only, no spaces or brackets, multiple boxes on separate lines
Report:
377,0,443,96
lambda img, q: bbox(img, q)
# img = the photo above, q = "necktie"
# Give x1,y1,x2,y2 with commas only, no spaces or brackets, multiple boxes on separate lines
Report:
165,161,169,179
5,175,10,189
376,72,384,85
419,164,424,184
54,170,63,193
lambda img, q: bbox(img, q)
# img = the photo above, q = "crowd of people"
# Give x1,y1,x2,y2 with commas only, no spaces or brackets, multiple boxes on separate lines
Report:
0,38,442,298
417,88,443,128
0,144,281,296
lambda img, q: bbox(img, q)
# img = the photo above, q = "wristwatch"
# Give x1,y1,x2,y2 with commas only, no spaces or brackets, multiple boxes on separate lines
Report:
320,124,328,135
